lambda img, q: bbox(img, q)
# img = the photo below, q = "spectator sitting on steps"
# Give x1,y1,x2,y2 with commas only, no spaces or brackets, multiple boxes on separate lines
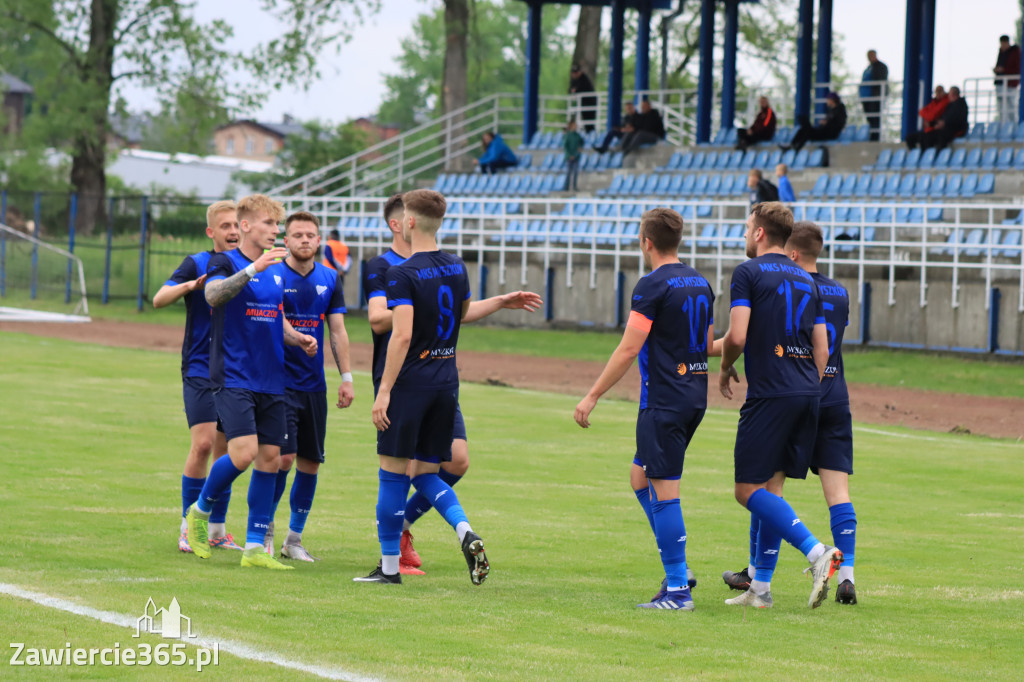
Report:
782,92,847,152
905,86,968,151
478,131,518,174
736,97,776,151
614,99,665,157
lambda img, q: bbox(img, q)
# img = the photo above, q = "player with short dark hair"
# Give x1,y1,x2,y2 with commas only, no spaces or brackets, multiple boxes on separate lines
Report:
153,200,243,553
717,202,843,609
355,189,489,585
722,221,858,604
184,194,317,571
575,207,714,611
363,193,541,576
261,211,355,562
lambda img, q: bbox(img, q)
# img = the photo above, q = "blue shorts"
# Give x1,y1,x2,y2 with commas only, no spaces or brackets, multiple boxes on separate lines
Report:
811,403,854,475
282,388,328,462
374,379,468,443
214,387,287,447
377,388,458,463
182,376,218,428
734,395,820,484
634,407,705,480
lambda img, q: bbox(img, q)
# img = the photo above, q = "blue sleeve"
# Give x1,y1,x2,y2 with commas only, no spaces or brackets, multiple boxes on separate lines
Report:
328,271,347,314
165,255,197,286
730,264,752,308
386,267,414,309
479,140,497,165
463,267,472,300
708,284,716,327
364,258,388,300
206,253,233,281
813,283,826,325
324,244,340,270
779,178,796,202
629,277,657,320
497,138,517,164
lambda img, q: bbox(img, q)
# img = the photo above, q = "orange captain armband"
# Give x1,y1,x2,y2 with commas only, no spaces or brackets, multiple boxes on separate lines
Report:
627,311,653,333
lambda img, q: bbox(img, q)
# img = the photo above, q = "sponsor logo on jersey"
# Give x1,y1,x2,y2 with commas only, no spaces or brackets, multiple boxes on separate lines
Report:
273,275,282,286
316,285,328,296
774,344,784,357
676,363,687,376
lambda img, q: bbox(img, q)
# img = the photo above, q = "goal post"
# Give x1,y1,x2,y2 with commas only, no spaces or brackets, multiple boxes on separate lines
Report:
0,222,90,322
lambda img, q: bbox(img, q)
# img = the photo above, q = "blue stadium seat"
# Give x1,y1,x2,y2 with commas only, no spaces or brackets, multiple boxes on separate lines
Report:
980,147,998,169
895,206,913,223
598,175,625,196
875,206,894,223
944,173,963,197
677,151,694,170
916,147,936,169
706,174,722,195
965,123,986,143
725,150,744,169
926,205,944,222
948,148,967,169
781,149,796,167
868,173,886,198
838,173,858,197
806,148,825,168
571,221,594,245
903,148,921,169
873,148,892,171
933,147,952,169
836,126,855,144
680,174,697,196
960,173,979,198
854,124,870,142
792,148,810,170
792,203,807,221
740,150,758,169
854,173,872,197
776,126,793,145
997,121,1016,142
581,152,600,172
753,150,770,169
654,174,673,195
595,221,616,245
609,151,624,169
888,148,907,170
1013,148,1024,171
913,174,932,198
433,173,448,191
929,173,947,198
691,151,706,170
767,149,783,167
660,152,684,172
666,174,685,195
823,174,842,197
693,174,710,196
999,229,1022,258
521,131,543,150
732,173,749,195
701,151,719,170
696,204,713,218
964,147,982,169
615,220,638,244
996,147,1014,170
696,223,718,248
977,173,995,194
1016,122,1024,141
641,174,660,194
809,174,829,197
724,224,746,248
963,228,987,257
517,155,533,170
883,173,901,198
931,229,963,256
983,122,1002,142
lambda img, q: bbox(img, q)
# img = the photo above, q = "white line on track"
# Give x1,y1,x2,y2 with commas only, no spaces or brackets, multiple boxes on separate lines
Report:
0,583,381,681
854,425,1023,448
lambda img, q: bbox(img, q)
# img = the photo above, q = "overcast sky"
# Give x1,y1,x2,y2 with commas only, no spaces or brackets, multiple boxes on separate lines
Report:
125,0,1020,124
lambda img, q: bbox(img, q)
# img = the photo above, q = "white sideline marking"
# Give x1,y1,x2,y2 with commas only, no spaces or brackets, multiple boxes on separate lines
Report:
854,425,1023,448
0,307,90,323
0,583,380,681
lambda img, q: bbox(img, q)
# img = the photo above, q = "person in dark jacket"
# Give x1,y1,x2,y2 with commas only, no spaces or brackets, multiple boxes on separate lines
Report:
736,97,777,151
594,101,637,153
905,86,969,151
784,93,847,152
994,35,1021,122
569,64,598,132
859,50,888,141
477,132,518,174
747,169,779,207
616,99,665,156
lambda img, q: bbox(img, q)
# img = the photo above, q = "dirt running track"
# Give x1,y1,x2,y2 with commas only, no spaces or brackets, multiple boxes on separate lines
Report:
2,319,1022,441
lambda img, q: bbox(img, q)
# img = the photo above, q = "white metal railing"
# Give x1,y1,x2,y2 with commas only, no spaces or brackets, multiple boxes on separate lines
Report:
280,195,1024,314
962,75,1021,127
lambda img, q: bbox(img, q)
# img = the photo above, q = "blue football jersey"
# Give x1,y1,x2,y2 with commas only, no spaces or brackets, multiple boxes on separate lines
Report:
282,262,347,392
729,252,825,399
812,272,850,407
385,251,471,390
630,263,715,411
164,250,214,379
364,248,408,384
207,250,286,395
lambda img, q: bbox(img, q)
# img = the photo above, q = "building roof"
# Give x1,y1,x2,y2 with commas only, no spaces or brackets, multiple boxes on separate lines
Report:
109,112,152,145
1,73,33,95
218,118,306,139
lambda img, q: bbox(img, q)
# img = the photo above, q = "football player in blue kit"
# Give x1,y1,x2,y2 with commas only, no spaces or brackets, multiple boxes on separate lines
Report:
722,221,858,604
153,200,243,554
357,189,494,585
574,208,714,611
184,194,317,570
717,202,843,609
267,211,355,562
363,193,541,575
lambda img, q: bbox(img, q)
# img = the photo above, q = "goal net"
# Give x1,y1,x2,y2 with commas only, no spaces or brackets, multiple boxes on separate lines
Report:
0,223,90,322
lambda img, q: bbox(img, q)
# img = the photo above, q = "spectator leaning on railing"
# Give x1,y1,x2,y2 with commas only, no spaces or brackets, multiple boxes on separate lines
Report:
994,35,1021,122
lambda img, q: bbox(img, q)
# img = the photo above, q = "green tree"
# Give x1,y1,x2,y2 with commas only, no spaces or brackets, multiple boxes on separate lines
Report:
0,0,378,233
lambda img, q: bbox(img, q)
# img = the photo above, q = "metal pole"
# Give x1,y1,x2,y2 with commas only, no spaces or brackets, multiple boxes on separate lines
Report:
635,4,652,95
66,194,77,304
794,0,815,121
31,192,40,300
696,0,715,143
608,0,626,130
815,0,834,118
137,196,148,311
919,0,935,103
103,197,114,304
901,0,923,139
721,0,739,130
523,0,542,144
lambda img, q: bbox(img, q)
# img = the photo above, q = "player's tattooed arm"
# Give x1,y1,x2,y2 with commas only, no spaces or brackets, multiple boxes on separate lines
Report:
204,269,250,307
283,318,318,357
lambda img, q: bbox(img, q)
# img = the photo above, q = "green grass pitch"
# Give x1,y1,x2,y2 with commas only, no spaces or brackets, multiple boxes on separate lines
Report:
1,331,1022,680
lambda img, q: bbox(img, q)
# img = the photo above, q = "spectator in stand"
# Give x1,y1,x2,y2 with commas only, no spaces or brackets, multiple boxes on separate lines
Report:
569,64,598,133
322,230,351,277
775,163,795,203
994,35,1021,122
905,86,969,151
594,101,637,153
477,131,517,174
784,92,847,152
918,86,949,135
736,97,777,151
563,119,584,192
747,169,779,207
616,98,665,157
859,50,888,141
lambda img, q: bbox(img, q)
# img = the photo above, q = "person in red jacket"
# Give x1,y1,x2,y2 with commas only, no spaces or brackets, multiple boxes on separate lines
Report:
736,97,776,151
919,86,949,134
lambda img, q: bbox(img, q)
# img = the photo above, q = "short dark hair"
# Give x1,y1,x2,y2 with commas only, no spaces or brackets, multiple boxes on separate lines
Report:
787,221,824,258
329,229,340,240
749,201,793,248
402,189,447,221
640,208,684,253
1000,35,1010,42
949,86,960,96
383,193,404,224
285,211,319,232
749,168,763,180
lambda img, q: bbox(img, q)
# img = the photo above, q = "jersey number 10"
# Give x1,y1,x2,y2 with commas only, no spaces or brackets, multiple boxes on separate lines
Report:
681,294,711,353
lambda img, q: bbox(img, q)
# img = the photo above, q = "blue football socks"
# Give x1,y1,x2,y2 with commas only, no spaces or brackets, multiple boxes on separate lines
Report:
209,487,231,525
195,455,244,515
410,473,469,531
246,469,276,546
403,469,463,526
377,469,411,571
746,488,820,557
747,512,759,574
830,502,857,581
754,514,782,584
289,470,318,535
634,487,656,535
271,469,290,518
182,475,205,518
650,490,688,590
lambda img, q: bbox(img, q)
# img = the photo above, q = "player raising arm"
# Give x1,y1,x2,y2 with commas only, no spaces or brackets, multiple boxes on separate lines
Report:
575,208,714,611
